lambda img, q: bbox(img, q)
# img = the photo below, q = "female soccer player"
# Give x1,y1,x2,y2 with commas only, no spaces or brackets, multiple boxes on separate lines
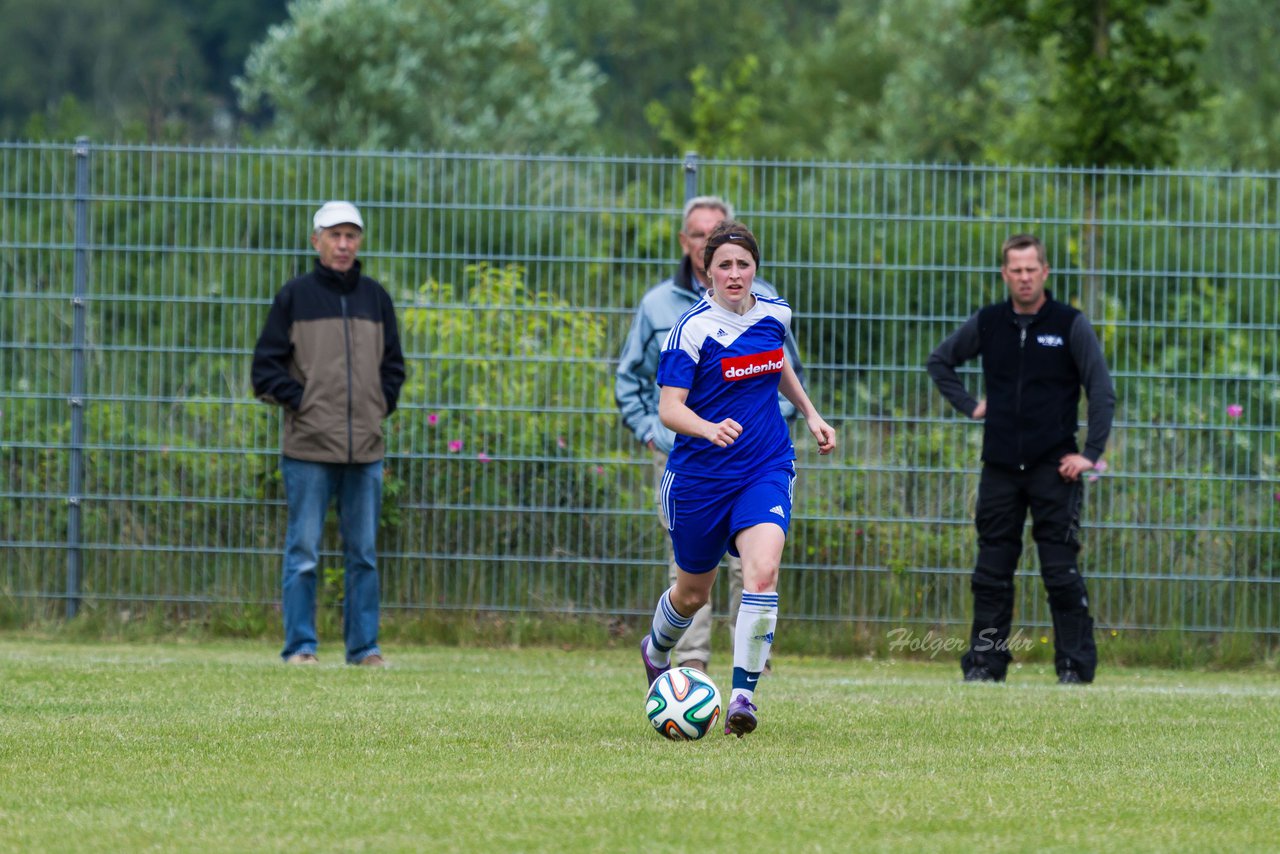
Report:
640,220,836,737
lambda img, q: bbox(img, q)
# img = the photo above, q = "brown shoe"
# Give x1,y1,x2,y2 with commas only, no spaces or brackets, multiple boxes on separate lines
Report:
357,653,388,667
677,659,707,673
285,653,318,665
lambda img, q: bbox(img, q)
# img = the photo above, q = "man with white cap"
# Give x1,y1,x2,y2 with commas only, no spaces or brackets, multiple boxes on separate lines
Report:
252,201,406,666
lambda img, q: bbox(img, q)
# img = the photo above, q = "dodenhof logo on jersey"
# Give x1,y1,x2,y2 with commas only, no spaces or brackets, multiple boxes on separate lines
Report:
720,348,784,382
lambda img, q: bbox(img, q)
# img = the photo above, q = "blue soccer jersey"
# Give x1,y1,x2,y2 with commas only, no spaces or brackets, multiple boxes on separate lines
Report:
656,292,795,479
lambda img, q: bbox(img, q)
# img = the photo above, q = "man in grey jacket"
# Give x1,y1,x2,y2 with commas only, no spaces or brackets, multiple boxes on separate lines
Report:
616,196,801,673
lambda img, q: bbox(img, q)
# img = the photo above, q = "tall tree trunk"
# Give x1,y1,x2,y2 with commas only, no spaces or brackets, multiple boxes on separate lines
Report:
1080,0,1109,321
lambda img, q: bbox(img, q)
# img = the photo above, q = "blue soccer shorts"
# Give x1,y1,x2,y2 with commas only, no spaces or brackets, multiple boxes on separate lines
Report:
658,464,796,574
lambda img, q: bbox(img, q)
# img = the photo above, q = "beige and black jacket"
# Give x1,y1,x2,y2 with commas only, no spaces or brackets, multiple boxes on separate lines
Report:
252,260,406,464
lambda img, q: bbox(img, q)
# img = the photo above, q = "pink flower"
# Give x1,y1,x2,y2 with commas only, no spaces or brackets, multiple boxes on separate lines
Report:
477,452,491,463
1095,460,1108,473
427,413,439,426
447,439,463,453
1087,473,1099,483
594,466,605,476
557,436,567,449
1227,404,1244,418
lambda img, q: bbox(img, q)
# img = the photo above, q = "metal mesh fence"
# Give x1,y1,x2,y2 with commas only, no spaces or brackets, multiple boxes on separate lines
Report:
2,141,1277,638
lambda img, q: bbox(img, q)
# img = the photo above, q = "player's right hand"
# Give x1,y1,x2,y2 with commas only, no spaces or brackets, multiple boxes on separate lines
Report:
704,418,743,448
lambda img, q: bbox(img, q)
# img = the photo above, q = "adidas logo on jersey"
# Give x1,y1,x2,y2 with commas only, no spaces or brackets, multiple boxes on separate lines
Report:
716,328,728,337
720,347,785,381
769,505,785,517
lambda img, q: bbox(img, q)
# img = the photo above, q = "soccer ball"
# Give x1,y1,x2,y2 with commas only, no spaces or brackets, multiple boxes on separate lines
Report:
645,667,722,740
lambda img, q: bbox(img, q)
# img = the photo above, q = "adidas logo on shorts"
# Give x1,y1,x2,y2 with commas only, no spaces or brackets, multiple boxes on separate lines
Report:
769,505,785,517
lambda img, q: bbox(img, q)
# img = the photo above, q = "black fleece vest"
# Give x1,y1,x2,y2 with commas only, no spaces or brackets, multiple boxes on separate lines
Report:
977,296,1082,468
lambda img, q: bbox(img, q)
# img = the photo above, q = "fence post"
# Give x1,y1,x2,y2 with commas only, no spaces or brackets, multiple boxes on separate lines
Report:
683,151,699,203
66,137,90,619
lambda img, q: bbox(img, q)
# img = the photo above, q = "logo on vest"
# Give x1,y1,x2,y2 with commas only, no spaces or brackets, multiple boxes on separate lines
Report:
1036,334,1065,347
720,348,784,381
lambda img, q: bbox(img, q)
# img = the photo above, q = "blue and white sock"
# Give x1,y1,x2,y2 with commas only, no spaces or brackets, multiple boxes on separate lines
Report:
647,588,693,666
732,591,778,703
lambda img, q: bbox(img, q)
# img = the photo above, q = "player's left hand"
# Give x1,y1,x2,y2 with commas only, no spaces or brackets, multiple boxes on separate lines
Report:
1057,453,1093,482
806,416,836,455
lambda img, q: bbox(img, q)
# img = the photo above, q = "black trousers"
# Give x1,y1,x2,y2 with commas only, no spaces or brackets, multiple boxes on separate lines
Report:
961,461,1097,681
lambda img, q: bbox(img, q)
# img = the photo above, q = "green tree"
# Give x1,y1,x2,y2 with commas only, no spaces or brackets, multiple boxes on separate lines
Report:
644,56,765,158
235,0,604,152
967,0,1209,166
0,0,290,141
966,0,1210,322
759,0,1038,164
1176,0,1280,169
546,0,835,155
0,0,208,140
180,0,290,107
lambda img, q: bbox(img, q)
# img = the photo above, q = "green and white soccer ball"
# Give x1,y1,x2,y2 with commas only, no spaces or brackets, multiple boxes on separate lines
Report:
645,667,722,740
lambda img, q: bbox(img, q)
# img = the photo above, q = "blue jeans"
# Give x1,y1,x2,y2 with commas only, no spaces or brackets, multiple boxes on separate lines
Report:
279,456,384,663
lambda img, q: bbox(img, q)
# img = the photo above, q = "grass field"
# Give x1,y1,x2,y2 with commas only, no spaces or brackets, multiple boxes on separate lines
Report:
1,636,1277,853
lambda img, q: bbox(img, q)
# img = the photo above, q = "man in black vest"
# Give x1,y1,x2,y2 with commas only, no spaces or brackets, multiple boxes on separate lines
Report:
927,234,1115,684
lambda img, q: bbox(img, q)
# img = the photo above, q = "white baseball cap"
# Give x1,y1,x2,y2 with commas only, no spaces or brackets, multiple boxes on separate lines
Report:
312,200,364,231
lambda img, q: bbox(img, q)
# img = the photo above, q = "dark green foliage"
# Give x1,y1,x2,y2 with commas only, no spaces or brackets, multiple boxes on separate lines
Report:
1177,0,1280,169
545,0,830,155
6,0,1280,173
967,0,1209,166
180,0,291,104
0,0,288,141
